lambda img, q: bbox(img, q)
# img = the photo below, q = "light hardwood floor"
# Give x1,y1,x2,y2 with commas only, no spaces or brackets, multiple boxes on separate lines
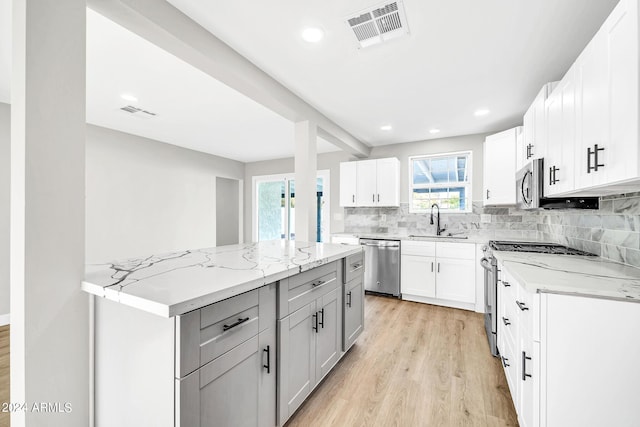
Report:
0,325,8,427
286,295,518,427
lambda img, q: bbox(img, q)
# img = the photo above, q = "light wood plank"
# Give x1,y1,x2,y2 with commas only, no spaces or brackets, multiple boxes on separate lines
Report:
0,325,9,427
285,296,518,427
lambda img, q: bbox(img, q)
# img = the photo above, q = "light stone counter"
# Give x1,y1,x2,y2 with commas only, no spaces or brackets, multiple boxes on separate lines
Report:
494,251,640,302
82,240,362,317
331,232,490,244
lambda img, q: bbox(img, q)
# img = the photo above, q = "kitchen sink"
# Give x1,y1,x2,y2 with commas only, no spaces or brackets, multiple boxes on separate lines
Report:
408,234,469,240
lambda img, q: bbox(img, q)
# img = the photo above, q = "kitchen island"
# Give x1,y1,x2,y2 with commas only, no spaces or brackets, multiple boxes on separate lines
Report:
82,240,364,427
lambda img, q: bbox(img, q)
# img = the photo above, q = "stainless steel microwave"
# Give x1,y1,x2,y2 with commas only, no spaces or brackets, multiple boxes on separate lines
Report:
516,159,599,210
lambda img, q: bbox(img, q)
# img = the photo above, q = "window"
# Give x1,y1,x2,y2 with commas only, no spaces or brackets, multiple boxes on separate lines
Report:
409,151,472,213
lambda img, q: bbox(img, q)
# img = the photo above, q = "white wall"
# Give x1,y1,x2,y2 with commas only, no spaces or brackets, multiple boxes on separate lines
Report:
0,102,9,319
243,133,487,241
86,125,244,263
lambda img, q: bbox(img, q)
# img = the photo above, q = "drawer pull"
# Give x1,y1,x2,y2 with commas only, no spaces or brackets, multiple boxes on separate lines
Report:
263,345,271,374
501,280,510,287
501,356,510,367
318,308,325,329
502,317,511,326
312,279,326,287
522,351,532,381
312,312,318,333
347,291,352,308
351,263,362,270
516,301,529,311
223,317,250,332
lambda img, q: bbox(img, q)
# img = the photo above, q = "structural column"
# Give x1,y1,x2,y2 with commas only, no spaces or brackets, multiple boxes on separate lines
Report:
294,121,317,242
11,0,88,425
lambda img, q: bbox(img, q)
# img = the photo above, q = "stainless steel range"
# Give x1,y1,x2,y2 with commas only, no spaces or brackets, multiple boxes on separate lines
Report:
481,240,596,357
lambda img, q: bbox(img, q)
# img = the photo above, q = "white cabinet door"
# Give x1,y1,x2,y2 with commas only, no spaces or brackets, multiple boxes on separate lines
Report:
575,28,609,191
278,302,316,425
516,125,526,172
339,162,357,207
483,127,517,205
400,254,436,298
356,159,377,206
376,157,400,206
315,287,340,382
518,338,539,427
522,103,535,165
544,84,563,196
435,257,475,303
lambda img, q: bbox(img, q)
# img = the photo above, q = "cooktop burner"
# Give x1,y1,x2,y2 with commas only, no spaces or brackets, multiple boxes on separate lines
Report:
488,241,597,256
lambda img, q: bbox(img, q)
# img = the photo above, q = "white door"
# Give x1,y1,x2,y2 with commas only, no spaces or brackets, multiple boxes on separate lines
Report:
375,158,399,206
356,159,377,206
435,257,475,303
483,128,517,205
400,255,436,298
544,86,563,196
339,162,357,207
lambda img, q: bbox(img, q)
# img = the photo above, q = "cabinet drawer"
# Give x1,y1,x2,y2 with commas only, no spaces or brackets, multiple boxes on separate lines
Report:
344,251,364,283
436,242,475,260
176,283,276,378
401,240,436,257
278,262,338,319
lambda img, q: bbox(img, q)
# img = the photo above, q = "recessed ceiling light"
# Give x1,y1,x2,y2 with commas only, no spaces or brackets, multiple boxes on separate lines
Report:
380,125,392,131
429,129,441,134
474,109,490,117
121,94,138,103
301,27,324,43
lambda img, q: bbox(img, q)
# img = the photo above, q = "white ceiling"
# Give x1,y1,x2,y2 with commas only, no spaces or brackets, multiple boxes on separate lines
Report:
0,0,621,160
167,0,619,145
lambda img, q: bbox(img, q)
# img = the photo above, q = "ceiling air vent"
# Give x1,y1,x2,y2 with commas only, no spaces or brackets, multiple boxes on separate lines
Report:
119,105,158,119
345,1,409,49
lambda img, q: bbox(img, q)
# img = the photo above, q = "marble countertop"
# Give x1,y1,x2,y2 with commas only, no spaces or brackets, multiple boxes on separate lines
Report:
82,240,362,318
494,251,640,302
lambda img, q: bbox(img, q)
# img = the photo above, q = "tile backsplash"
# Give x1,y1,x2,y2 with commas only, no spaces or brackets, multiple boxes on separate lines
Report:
343,192,640,268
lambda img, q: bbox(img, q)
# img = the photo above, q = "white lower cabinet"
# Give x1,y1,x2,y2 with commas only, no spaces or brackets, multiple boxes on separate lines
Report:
401,240,476,310
497,263,640,427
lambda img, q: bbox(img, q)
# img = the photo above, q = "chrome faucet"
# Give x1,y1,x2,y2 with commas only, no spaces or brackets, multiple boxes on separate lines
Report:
430,203,446,236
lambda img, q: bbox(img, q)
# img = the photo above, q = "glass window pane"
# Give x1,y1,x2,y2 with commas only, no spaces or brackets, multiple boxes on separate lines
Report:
410,153,471,213
412,159,432,184
257,181,285,241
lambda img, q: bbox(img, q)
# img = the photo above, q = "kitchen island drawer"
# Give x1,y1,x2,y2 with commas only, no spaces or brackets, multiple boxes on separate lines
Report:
344,251,364,283
278,261,338,319
176,283,276,378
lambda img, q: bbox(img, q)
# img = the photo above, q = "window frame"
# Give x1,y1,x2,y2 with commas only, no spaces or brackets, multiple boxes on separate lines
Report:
408,151,473,213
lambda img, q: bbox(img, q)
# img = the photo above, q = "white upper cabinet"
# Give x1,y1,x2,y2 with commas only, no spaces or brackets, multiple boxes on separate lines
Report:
339,162,357,207
573,0,640,194
522,83,557,166
339,158,400,207
545,64,577,197
483,127,519,206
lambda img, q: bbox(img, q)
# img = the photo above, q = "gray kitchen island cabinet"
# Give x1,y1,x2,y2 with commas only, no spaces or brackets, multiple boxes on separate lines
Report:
84,241,364,427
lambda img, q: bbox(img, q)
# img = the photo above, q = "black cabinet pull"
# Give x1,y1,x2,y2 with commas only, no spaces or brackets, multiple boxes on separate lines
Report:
437,263,440,273
501,280,510,287
431,262,434,272
501,356,510,367
522,351,532,381
319,308,325,328
347,291,352,308
486,189,490,199
502,317,511,326
263,345,271,374
312,313,318,332
372,194,375,203
526,143,534,159
312,279,326,287
552,166,560,184
377,194,380,202
223,317,250,331
352,194,355,203
351,263,361,270
587,144,605,173
516,300,529,311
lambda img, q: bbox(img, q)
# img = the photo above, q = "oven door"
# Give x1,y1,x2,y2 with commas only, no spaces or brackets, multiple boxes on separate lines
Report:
480,256,499,357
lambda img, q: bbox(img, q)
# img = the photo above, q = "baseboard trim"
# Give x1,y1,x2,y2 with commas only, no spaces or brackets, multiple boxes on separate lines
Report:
0,313,9,326
401,294,475,311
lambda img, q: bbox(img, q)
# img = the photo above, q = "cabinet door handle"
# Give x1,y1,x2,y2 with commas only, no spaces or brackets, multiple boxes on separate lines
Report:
352,194,355,203
377,194,380,202
351,263,361,270
587,144,605,173
319,308,325,328
549,166,553,185
431,262,434,272
347,291,352,308
522,351,532,381
312,312,318,332
516,300,529,311
501,356,510,367
501,280,510,287
372,194,375,203
502,317,511,326
312,279,326,287
263,345,271,374
437,263,440,273
486,189,490,199
223,317,250,331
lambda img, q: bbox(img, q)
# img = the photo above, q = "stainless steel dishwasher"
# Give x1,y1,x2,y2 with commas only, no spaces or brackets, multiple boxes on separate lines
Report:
360,238,400,297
